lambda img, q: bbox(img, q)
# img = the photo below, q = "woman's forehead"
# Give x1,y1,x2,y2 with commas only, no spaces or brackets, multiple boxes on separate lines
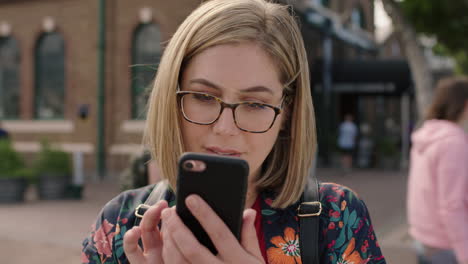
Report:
180,43,283,94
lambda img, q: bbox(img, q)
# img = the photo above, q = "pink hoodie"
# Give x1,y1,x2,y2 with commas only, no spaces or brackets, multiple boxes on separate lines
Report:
408,119,468,262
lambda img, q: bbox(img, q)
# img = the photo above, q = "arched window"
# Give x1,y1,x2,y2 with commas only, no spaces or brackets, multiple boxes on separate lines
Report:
35,32,65,119
0,37,20,119
351,7,366,29
131,23,162,119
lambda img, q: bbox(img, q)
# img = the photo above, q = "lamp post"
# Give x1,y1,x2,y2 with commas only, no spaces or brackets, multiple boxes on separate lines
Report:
97,0,106,179
305,8,334,165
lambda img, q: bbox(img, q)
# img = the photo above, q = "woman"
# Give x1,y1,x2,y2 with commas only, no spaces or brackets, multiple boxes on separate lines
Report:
408,77,468,264
82,0,385,263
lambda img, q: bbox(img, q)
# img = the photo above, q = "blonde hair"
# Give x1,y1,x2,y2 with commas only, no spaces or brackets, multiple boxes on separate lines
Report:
144,0,316,208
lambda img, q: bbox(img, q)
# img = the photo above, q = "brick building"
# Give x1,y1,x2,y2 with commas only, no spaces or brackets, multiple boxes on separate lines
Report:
0,0,377,178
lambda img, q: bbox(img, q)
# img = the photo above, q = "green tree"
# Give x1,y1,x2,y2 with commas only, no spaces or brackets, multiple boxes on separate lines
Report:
381,0,468,121
400,0,468,74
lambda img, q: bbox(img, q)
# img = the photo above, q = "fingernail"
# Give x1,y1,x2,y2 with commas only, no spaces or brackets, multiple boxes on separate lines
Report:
186,195,198,210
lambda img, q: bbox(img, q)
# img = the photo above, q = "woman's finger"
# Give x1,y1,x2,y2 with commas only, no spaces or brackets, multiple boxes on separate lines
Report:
161,209,193,264
140,200,168,253
123,226,147,264
162,230,190,264
240,209,263,261
163,207,219,263
184,195,243,259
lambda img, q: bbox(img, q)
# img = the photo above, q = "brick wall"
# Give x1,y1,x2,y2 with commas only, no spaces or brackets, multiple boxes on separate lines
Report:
0,0,201,177
0,0,99,175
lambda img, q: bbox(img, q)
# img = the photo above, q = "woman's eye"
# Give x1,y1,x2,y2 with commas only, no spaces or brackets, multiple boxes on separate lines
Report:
246,103,267,110
193,93,215,102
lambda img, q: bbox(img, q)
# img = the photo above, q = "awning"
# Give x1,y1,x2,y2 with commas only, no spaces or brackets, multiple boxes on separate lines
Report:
311,59,412,94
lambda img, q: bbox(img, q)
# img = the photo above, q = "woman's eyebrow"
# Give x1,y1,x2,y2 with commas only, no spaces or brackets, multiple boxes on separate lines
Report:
189,78,274,95
189,78,221,90
239,86,274,95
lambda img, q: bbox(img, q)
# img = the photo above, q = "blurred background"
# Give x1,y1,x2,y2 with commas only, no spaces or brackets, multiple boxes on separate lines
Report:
0,0,466,263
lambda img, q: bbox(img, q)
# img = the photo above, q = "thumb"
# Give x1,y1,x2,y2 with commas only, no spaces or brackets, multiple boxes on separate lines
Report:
240,209,263,260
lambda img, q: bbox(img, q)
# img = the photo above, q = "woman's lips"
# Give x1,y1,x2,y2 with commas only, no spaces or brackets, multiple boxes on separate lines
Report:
205,146,242,157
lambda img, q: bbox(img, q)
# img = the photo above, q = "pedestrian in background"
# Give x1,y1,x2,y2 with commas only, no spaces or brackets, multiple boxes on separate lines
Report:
407,77,468,264
337,114,358,172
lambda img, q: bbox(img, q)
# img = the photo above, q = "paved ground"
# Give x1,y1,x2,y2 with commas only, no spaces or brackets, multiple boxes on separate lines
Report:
0,168,417,264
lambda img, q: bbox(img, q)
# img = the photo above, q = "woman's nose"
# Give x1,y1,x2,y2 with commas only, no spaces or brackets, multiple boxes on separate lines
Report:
212,107,240,136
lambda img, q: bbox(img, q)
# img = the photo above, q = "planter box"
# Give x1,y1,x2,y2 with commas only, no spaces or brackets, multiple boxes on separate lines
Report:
0,178,27,203
37,174,70,200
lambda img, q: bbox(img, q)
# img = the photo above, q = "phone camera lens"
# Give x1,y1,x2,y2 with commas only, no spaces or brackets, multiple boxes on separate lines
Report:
184,160,195,170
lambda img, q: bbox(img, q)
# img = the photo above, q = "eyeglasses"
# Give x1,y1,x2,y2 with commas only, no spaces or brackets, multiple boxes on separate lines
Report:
176,91,283,133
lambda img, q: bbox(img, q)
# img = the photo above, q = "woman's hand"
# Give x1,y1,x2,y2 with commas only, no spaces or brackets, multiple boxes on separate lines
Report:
123,200,169,264
160,194,265,264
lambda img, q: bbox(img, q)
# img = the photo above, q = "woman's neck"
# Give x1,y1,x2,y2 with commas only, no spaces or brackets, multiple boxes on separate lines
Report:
245,170,261,208
245,186,259,208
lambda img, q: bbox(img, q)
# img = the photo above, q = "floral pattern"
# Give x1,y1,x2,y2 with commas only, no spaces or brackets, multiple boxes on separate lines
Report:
81,182,386,264
267,227,301,264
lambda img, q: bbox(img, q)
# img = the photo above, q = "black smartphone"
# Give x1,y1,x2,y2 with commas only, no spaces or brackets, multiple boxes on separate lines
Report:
175,152,249,254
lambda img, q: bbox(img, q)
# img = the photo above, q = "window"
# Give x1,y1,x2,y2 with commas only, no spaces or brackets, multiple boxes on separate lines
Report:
131,23,162,119
35,32,65,119
351,7,366,29
0,37,20,119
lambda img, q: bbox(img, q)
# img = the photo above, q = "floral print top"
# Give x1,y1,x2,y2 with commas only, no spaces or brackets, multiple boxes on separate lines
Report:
82,182,386,264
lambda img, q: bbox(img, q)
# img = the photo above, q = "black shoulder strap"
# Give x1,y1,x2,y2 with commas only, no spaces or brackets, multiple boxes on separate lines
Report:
298,173,322,264
134,181,168,226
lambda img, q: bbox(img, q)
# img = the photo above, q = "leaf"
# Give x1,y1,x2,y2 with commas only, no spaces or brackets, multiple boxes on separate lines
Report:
348,210,357,226
116,246,124,258
347,226,353,241
115,239,123,246
331,202,341,212
261,209,276,216
348,191,354,203
335,227,346,249
330,217,341,222
343,208,349,223
362,250,368,260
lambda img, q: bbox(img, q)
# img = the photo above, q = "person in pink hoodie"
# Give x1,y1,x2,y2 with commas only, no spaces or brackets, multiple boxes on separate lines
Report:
408,77,468,264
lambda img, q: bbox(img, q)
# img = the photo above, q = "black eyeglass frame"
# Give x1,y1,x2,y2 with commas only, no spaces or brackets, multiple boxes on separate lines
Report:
176,90,284,133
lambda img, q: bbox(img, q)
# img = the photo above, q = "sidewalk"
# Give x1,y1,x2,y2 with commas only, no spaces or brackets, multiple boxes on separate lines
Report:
0,179,121,264
0,169,416,263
